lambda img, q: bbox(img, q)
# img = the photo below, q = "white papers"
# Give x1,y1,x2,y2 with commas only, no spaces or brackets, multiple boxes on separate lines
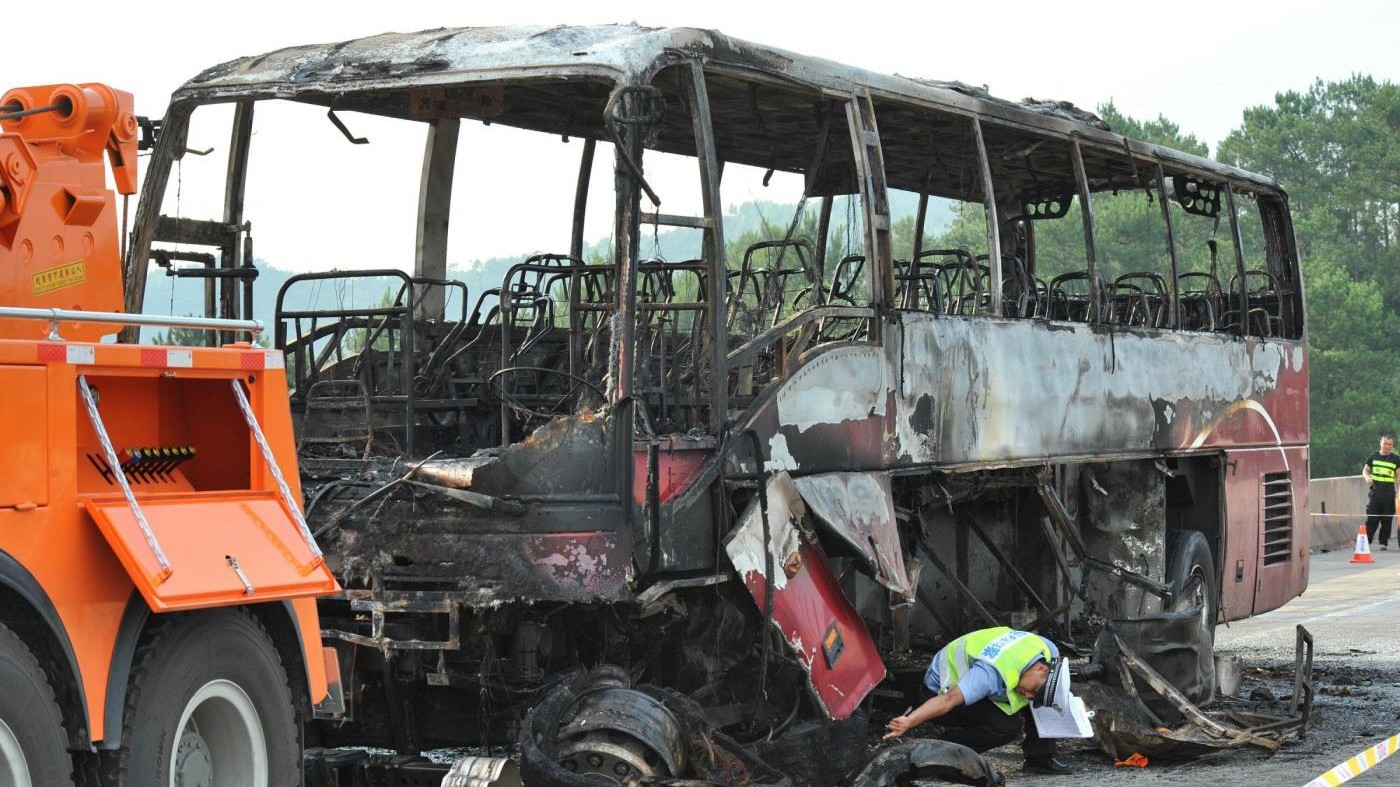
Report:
1029,659,1094,738
1030,694,1094,738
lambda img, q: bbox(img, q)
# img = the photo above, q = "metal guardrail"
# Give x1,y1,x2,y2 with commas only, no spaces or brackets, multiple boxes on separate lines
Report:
0,307,263,340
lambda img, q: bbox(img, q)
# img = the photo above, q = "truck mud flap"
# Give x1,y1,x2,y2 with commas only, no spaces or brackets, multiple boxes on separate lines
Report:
83,490,337,611
520,666,793,787
723,472,886,719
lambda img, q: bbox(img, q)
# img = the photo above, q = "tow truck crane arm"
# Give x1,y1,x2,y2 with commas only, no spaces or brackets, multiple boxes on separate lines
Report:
0,84,138,338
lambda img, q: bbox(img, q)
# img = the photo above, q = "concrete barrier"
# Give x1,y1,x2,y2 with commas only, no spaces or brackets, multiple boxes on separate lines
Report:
1311,475,1370,552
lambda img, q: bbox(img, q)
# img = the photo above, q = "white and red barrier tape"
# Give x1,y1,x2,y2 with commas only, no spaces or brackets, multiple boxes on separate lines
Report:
1303,733,1400,786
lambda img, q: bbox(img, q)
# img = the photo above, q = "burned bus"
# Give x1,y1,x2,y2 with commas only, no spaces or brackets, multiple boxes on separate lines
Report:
124,24,1308,784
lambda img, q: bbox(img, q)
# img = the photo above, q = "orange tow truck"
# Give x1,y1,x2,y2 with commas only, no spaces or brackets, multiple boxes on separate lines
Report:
0,84,339,785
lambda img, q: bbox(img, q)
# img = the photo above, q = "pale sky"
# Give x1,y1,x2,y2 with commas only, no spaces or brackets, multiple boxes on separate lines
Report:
7,0,1396,273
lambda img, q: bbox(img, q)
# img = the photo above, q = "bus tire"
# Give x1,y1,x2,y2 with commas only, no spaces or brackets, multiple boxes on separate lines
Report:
1165,530,1218,635
0,621,74,787
107,608,299,787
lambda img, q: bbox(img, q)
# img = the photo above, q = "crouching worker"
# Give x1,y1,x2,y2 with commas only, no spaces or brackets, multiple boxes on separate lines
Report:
884,626,1072,776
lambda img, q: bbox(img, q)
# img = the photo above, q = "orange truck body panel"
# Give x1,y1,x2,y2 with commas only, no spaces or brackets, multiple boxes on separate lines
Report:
0,86,337,745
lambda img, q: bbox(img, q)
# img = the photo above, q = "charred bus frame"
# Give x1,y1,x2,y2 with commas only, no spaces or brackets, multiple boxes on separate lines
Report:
124,25,1308,782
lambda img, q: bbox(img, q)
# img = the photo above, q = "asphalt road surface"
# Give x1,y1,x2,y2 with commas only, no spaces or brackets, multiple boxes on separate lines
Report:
973,548,1400,786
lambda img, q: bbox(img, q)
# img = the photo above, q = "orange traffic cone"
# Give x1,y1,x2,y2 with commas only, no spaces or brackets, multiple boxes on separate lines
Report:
1352,525,1376,564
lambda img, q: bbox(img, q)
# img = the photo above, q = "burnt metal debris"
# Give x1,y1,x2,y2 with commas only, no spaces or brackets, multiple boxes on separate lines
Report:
1080,626,1313,760
133,23,1315,786
520,666,795,787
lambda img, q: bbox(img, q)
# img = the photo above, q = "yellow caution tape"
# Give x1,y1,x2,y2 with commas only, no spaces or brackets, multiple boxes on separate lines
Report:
1303,733,1400,786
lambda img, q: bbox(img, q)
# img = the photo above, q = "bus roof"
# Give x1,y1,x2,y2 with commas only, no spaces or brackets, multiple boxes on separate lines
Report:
174,24,1280,193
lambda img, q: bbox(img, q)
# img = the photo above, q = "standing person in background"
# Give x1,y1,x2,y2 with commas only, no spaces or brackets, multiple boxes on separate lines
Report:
1362,435,1400,550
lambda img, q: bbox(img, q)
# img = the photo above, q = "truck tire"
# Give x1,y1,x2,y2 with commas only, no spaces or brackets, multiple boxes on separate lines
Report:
0,622,74,787
1165,530,1217,634
106,608,299,787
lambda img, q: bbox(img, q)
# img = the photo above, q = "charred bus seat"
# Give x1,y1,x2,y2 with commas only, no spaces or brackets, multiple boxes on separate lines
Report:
1047,269,1108,322
1112,271,1170,328
1177,271,1224,331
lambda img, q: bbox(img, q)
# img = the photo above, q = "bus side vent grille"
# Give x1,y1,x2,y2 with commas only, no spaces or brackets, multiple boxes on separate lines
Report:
1261,472,1294,565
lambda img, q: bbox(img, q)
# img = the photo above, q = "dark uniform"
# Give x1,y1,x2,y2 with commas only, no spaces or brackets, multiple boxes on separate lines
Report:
1364,451,1399,547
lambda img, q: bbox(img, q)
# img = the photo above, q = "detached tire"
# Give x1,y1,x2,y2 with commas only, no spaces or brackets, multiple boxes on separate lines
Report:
1166,530,1218,634
0,622,73,786
110,609,298,787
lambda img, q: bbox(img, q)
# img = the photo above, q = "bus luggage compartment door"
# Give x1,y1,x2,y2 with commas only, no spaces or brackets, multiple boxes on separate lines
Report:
724,472,885,719
1221,446,1308,619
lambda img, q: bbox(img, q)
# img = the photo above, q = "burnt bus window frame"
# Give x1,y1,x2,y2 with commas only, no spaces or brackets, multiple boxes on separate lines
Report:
847,89,895,333
1225,183,1251,337
1155,161,1184,329
973,118,1004,315
1265,191,1305,340
1067,141,1183,331
1226,185,1304,340
868,94,1000,316
685,64,881,406
631,63,731,436
978,122,1099,323
1069,139,1103,323
819,88,1302,342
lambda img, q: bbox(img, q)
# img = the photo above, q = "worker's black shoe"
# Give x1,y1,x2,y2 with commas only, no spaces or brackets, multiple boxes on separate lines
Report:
1023,755,1073,775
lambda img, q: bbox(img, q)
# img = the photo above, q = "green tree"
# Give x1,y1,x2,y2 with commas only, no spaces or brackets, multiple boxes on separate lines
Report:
150,322,211,347
1097,101,1209,157
341,288,398,353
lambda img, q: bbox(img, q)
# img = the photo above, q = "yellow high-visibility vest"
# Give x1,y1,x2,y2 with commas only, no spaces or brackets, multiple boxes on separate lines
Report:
1371,456,1398,484
939,627,1053,715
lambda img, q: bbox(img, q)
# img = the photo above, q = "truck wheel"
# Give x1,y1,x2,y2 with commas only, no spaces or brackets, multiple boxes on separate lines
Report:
109,609,298,787
1165,530,1217,634
0,622,74,787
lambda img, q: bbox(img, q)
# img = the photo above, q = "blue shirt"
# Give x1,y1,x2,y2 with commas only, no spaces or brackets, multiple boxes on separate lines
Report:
923,636,1059,706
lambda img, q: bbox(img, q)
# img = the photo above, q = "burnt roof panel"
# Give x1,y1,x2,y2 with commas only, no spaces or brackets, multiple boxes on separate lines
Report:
171,24,1282,194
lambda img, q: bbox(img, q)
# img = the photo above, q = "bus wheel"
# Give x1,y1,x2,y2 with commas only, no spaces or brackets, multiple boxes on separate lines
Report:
1165,530,1218,636
111,609,298,787
0,622,73,787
